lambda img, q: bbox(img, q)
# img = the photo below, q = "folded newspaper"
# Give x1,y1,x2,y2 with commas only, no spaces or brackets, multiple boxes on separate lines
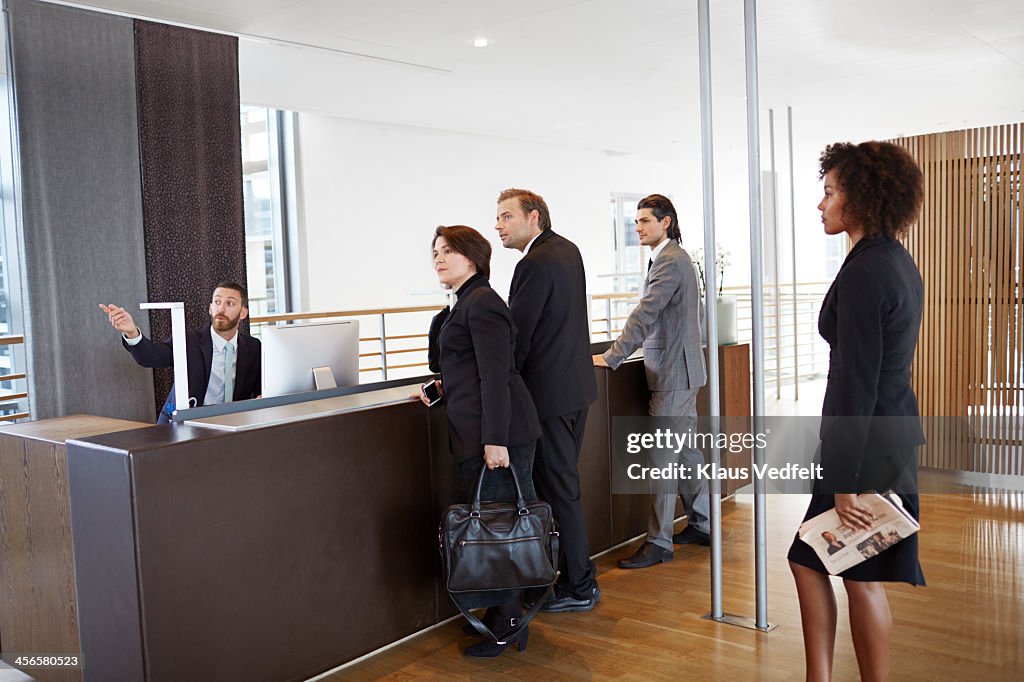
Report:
798,492,920,575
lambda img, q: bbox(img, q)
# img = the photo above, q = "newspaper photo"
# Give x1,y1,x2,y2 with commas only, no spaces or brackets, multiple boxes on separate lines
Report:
797,492,920,575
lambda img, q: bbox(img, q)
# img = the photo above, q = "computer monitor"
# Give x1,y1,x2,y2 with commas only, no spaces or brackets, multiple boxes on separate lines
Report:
261,320,360,397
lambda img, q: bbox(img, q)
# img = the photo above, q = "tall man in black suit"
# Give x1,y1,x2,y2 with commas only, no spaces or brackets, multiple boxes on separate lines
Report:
100,281,262,423
496,188,600,612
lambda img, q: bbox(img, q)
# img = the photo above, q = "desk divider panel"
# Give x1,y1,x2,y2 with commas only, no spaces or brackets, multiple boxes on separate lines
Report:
66,441,145,682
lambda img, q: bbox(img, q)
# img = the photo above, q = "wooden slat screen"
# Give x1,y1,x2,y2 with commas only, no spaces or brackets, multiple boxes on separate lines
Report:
892,123,1022,475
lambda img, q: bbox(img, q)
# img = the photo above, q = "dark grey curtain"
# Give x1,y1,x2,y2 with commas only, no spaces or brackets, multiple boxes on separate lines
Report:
133,20,247,413
6,0,154,422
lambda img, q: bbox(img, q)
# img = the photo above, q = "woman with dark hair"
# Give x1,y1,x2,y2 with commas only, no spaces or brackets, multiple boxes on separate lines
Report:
788,141,926,681
419,225,541,658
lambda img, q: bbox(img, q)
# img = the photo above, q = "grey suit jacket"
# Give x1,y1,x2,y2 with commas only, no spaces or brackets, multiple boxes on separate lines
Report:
602,239,707,391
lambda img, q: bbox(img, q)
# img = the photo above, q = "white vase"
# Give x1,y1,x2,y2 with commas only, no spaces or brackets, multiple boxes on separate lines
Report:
716,295,738,345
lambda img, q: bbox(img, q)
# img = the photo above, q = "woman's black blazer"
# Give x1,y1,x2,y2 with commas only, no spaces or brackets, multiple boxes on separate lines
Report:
427,274,541,463
818,236,926,490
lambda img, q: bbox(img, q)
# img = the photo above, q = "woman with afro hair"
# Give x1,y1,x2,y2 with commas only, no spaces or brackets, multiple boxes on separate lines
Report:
788,141,926,682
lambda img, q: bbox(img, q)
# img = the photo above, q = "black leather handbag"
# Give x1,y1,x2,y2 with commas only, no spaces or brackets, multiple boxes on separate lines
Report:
439,466,559,641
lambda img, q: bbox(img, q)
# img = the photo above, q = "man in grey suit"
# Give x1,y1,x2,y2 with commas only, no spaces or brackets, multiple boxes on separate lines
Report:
594,194,711,569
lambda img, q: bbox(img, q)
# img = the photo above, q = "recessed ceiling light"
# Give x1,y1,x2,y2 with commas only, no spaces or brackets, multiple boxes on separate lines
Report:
473,38,489,48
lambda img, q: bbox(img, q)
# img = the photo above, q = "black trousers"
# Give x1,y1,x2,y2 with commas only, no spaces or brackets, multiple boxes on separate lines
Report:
532,407,596,599
452,442,537,503
452,441,537,610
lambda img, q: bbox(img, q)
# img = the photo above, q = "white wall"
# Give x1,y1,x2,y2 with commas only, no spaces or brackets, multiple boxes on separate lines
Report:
290,110,849,322
293,114,714,312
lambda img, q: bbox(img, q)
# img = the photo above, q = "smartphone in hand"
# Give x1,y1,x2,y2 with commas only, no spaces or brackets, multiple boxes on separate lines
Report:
422,379,443,406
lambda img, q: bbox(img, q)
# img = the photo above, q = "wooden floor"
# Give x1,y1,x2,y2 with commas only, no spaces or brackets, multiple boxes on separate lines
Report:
324,490,1023,681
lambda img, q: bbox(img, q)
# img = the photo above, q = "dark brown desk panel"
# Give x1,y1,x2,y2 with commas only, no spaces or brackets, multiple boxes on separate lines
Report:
0,415,148,682
424,404,466,624
67,423,209,682
65,438,143,682
52,363,673,679
697,343,753,496
603,360,656,547
601,346,754,543
578,365,613,555
68,403,437,682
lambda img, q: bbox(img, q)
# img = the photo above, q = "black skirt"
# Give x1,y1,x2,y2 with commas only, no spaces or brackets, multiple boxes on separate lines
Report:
787,445,925,586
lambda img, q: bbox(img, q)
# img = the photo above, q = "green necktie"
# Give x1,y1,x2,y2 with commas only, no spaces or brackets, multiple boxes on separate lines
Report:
222,343,235,403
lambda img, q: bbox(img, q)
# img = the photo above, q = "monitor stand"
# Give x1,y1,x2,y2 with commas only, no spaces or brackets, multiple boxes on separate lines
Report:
311,366,338,391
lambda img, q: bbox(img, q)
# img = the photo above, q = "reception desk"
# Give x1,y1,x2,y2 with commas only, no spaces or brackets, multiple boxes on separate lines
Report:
0,345,750,681
0,415,151,682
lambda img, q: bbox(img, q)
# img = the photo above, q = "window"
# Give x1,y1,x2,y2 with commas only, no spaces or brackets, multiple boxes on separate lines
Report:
823,235,846,280
0,68,27,420
241,106,294,318
610,193,646,293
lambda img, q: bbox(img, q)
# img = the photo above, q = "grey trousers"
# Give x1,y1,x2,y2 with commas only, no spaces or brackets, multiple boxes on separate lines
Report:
647,388,711,552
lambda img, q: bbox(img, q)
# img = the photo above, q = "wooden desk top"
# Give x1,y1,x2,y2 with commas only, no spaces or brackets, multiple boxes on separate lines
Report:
0,414,151,445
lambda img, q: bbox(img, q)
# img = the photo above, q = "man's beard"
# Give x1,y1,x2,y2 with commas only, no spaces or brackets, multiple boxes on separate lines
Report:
211,313,240,332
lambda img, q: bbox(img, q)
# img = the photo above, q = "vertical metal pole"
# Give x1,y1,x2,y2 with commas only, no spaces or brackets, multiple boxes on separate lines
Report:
606,298,613,339
697,0,723,621
744,0,770,631
787,106,799,400
769,109,781,400
378,314,388,381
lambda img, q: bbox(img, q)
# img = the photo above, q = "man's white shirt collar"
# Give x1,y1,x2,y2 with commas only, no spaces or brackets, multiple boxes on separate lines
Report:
649,238,670,265
211,326,238,350
523,231,542,256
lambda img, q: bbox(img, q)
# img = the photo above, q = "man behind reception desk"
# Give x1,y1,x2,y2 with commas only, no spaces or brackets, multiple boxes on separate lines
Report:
100,281,262,423
496,188,601,612
594,194,711,569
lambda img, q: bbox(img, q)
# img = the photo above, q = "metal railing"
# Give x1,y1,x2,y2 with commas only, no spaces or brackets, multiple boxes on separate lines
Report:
590,282,831,397
0,334,29,422
251,305,446,382
248,281,833,390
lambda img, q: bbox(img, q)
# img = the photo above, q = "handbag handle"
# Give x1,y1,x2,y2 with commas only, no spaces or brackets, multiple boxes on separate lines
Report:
471,464,527,516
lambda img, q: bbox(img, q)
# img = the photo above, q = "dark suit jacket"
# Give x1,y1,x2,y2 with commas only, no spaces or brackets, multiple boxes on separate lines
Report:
508,229,597,420
428,274,541,463
818,236,926,490
123,324,262,420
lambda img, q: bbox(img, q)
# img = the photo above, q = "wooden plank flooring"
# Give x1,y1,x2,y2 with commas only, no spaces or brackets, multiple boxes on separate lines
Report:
323,491,1023,681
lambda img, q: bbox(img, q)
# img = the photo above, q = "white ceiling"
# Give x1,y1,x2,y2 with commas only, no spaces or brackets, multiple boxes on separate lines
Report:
57,0,1024,157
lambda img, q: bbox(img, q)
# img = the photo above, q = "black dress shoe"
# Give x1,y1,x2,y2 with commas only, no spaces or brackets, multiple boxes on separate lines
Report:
463,618,529,657
522,587,558,611
672,525,711,546
539,586,602,613
617,541,673,569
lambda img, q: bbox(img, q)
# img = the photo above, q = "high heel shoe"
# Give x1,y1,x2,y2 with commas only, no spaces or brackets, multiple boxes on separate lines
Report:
463,617,529,658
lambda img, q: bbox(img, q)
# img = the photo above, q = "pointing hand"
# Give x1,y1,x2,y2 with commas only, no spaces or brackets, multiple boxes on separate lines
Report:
99,304,140,339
